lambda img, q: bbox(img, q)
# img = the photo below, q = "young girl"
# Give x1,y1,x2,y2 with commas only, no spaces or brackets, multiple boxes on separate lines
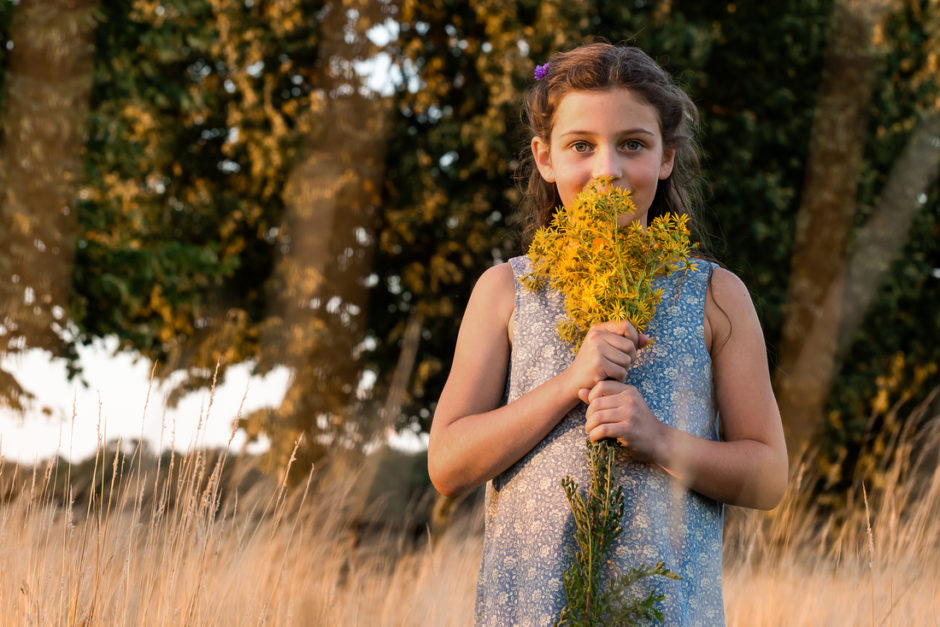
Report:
428,43,788,626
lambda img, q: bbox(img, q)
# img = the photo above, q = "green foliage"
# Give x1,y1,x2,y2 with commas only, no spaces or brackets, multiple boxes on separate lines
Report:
76,0,325,370
555,439,679,626
63,0,395,471
820,0,940,493
367,0,536,430
0,0,935,489
672,0,834,343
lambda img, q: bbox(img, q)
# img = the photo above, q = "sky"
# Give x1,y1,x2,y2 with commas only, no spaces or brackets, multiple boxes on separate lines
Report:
0,337,428,465
0,337,286,464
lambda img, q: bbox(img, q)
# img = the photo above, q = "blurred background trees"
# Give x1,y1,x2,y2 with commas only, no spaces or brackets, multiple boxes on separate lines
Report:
0,0,96,412
1,0,937,495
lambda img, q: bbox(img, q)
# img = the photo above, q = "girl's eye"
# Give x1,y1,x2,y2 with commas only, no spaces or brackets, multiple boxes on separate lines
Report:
623,140,644,151
572,141,592,153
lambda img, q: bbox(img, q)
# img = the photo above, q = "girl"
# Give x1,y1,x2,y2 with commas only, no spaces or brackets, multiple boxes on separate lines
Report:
428,43,787,626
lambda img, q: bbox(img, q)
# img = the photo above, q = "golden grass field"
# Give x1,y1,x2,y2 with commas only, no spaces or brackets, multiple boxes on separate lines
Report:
2,390,938,626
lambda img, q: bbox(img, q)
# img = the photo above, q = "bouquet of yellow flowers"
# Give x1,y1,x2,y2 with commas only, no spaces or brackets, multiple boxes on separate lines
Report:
523,178,696,345
524,178,694,626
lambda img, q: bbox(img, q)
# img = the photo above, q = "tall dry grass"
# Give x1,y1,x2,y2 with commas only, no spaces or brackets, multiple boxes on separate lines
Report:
724,386,940,626
1,387,938,625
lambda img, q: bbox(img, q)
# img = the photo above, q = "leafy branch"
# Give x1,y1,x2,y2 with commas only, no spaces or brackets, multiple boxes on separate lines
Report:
554,439,680,626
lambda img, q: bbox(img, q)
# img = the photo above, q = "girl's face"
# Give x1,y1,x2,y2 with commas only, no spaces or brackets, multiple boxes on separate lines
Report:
532,88,675,226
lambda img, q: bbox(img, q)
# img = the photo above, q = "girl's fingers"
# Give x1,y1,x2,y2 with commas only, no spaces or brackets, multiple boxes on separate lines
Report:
587,380,630,403
600,331,640,358
572,324,646,394
583,384,660,461
584,390,629,426
601,342,634,368
587,423,616,443
597,342,634,375
591,319,639,343
601,362,627,384
585,408,616,431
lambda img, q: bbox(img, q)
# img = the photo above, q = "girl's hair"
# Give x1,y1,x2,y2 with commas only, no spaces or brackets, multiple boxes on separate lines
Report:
520,43,704,245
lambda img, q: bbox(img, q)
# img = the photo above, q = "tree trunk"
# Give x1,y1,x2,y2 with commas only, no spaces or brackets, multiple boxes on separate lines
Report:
0,0,98,410
773,0,890,458
242,0,392,474
836,109,940,356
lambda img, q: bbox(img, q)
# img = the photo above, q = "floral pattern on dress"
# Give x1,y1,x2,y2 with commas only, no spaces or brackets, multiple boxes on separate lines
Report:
475,256,724,627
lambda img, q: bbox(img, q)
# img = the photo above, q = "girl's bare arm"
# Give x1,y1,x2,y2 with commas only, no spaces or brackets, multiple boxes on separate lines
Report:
429,263,644,497
660,267,787,508
582,267,788,509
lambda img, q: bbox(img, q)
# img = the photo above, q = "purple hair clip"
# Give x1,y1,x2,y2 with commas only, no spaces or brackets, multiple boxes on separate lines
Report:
534,62,550,81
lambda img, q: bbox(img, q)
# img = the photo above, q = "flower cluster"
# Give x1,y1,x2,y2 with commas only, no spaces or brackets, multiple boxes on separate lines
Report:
523,177,696,349
523,177,694,624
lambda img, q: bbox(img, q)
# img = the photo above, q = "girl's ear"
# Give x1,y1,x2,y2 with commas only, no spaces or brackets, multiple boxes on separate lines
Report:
531,136,556,183
659,148,676,180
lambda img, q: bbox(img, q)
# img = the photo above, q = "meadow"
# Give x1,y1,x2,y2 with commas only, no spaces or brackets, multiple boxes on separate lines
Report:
1,389,938,626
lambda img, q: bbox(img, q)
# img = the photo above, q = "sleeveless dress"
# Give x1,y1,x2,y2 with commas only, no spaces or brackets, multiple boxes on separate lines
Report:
474,256,724,626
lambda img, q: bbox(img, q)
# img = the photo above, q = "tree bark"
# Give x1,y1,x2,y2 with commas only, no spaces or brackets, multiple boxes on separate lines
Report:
773,0,890,458
837,109,940,356
0,0,97,410
242,0,392,473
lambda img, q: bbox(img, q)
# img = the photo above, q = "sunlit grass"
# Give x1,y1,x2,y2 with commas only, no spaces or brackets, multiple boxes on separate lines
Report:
1,388,938,625
724,387,940,626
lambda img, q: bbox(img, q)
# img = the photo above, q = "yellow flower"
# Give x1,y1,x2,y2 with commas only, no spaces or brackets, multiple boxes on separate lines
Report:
525,177,696,349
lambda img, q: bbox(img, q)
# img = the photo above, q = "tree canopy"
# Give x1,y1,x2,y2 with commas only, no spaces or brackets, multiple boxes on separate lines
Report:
0,0,937,489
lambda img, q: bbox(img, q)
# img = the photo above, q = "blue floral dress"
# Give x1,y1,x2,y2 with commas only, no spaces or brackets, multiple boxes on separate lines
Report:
474,256,724,626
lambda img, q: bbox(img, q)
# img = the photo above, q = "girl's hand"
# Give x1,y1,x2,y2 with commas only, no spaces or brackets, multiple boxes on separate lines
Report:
564,319,649,398
579,381,665,463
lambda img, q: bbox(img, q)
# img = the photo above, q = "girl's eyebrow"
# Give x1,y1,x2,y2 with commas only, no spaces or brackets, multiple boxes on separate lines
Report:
558,128,656,139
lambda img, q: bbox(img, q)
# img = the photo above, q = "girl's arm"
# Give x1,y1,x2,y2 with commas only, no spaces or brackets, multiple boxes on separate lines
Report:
429,263,645,497
582,267,788,510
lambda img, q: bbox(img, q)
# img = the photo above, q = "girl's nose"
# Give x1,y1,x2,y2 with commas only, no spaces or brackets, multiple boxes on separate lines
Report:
591,146,622,180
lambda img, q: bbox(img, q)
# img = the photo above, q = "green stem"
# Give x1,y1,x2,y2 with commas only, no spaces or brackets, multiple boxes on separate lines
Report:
611,212,633,298
585,483,593,616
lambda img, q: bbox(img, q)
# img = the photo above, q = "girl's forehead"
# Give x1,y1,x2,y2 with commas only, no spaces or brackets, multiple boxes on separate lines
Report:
551,88,662,134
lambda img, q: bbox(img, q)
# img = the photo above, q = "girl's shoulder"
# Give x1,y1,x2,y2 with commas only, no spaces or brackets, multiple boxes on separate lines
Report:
707,266,754,312
469,261,515,318
704,265,760,357
475,261,515,294
461,261,515,347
